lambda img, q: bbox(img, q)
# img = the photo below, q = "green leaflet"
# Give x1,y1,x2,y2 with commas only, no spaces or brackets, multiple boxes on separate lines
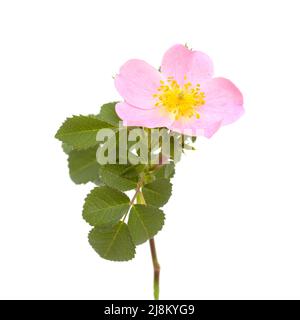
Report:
153,163,175,180
83,186,130,227
143,179,172,207
128,205,165,245
99,164,139,191
62,143,73,155
68,146,100,184
89,222,135,261
55,115,111,150
97,102,121,127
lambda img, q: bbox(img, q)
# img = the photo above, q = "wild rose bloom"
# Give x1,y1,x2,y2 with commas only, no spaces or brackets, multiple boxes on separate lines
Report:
115,44,244,137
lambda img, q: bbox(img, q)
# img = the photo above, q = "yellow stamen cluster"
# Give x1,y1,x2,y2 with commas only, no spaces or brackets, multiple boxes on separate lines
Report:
153,76,205,120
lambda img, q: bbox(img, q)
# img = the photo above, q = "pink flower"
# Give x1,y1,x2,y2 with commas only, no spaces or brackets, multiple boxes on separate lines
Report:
115,44,244,138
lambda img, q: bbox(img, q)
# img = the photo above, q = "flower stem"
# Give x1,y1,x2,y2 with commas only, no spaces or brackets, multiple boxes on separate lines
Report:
149,238,160,300
137,191,160,300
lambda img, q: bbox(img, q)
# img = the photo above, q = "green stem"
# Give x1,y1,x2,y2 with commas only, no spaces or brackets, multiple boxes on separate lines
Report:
122,178,144,223
137,191,160,300
149,238,160,300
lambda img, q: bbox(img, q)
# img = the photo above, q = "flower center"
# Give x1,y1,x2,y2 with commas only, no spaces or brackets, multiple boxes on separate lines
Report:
153,76,205,120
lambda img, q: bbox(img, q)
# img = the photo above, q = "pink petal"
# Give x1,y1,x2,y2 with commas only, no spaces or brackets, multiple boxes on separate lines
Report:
201,77,244,125
161,44,214,85
116,102,172,128
115,59,163,110
169,117,222,138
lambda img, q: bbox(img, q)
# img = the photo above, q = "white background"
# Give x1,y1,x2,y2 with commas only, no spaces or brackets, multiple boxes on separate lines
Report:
1,0,300,300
